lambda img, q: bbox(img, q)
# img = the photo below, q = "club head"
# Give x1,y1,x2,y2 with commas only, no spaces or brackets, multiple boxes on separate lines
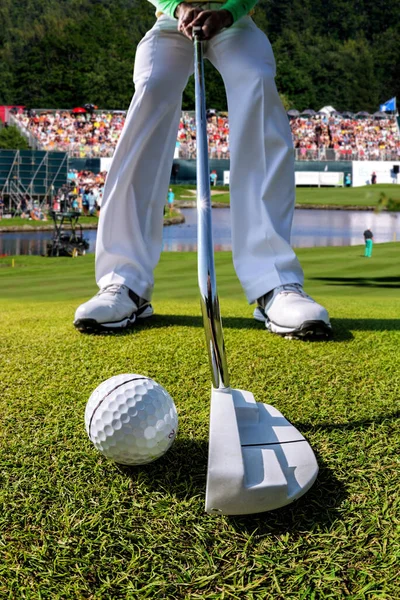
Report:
205,388,318,515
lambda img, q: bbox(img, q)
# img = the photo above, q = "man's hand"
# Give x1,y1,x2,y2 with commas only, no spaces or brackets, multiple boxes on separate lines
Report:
175,3,233,40
176,3,203,38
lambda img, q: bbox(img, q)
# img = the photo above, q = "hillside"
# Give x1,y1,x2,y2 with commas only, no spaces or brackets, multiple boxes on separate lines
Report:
0,0,399,111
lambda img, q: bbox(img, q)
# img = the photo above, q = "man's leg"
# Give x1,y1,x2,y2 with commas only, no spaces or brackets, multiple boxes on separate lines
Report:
207,18,331,338
74,17,193,332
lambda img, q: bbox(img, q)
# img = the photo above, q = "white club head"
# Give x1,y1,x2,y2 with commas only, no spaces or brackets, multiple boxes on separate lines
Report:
205,387,318,515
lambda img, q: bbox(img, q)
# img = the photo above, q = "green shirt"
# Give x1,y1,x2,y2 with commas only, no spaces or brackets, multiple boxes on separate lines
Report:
147,0,258,24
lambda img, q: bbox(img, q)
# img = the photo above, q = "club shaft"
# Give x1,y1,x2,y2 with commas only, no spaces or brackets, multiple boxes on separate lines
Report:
193,29,230,390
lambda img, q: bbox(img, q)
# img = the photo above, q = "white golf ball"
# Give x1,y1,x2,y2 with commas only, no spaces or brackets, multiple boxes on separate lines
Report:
85,374,178,465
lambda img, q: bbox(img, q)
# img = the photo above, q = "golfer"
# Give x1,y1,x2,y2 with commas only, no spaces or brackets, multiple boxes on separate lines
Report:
74,0,332,339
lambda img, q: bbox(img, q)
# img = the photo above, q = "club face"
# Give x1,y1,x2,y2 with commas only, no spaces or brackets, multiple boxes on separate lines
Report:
205,388,319,515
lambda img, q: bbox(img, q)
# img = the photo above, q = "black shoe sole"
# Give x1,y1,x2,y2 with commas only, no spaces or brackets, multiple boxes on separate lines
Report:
272,320,333,340
74,318,139,334
74,308,153,334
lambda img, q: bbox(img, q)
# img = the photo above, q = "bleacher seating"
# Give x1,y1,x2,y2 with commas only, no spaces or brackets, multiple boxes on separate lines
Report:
12,108,400,161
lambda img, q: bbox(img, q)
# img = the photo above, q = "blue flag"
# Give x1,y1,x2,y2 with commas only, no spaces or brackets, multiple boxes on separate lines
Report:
380,97,397,112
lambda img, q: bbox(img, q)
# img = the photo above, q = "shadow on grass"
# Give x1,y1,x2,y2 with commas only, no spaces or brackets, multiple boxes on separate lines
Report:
331,318,400,336
119,437,346,534
311,276,400,288
77,314,400,343
296,409,400,435
86,314,337,342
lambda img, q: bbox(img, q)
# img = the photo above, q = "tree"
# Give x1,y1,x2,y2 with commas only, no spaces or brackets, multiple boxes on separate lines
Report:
0,0,399,110
0,126,30,149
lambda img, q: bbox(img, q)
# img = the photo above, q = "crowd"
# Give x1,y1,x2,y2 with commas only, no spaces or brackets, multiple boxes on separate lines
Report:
176,111,230,159
291,114,400,161
13,170,106,219
14,110,125,157
12,108,400,161
52,170,106,214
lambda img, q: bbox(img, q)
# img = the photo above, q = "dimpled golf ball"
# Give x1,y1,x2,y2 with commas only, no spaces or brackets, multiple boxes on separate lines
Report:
85,374,178,465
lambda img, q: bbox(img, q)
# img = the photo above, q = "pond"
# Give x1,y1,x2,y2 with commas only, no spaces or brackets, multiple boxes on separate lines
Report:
0,208,399,256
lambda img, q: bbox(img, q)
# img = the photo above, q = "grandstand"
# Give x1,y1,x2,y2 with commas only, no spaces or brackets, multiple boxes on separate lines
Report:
8,106,400,162
0,149,68,212
0,105,399,211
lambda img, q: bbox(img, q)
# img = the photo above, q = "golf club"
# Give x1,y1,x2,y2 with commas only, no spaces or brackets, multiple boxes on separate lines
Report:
193,26,319,515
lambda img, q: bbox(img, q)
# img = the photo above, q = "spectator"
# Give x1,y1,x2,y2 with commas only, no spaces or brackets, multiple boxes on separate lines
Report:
363,228,374,257
82,187,90,215
167,188,175,209
371,172,377,184
171,162,180,183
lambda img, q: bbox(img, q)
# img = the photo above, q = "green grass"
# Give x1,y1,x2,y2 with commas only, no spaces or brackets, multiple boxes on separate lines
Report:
170,184,400,209
1,246,400,598
0,210,180,230
0,215,99,229
295,184,400,207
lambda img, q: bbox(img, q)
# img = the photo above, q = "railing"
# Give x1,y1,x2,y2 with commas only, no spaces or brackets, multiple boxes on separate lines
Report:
8,114,43,150
9,180,34,213
174,147,400,161
293,148,400,162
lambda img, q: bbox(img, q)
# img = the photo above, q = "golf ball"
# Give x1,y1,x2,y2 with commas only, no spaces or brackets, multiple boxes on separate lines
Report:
85,374,178,465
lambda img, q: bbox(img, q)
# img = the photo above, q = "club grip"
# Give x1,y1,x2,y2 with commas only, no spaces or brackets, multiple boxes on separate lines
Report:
193,26,204,40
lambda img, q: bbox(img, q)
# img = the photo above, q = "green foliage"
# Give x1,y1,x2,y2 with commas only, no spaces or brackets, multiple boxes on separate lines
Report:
0,0,399,110
376,191,400,212
0,125,30,149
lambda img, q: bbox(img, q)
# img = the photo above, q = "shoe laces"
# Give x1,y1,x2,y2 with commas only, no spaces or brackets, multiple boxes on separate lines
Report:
260,284,310,309
275,283,309,298
97,284,126,296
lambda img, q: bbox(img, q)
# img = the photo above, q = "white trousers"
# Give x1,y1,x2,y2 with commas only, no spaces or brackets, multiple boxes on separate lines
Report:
96,15,304,303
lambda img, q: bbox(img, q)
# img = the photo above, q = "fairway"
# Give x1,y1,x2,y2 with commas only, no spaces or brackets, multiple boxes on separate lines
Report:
1,246,400,598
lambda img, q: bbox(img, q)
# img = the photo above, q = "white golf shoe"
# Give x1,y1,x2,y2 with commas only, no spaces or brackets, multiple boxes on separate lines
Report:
253,283,332,339
74,284,153,333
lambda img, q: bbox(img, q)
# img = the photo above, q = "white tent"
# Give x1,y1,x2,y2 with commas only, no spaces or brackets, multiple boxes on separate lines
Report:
319,106,337,114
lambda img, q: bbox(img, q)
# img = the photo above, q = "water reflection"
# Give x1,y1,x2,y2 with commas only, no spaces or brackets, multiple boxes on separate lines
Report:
162,208,399,251
0,208,399,255
0,232,50,257
292,209,399,247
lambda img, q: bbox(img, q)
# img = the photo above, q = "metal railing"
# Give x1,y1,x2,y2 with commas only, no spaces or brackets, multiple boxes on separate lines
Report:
8,114,43,150
174,147,400,161
293,148,400,162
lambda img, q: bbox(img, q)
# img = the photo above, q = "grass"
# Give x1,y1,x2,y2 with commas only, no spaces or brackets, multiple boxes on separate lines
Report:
0,210,181,230
1,246,400,598
172,184,400,208
295,184,400,207
0,215,99,229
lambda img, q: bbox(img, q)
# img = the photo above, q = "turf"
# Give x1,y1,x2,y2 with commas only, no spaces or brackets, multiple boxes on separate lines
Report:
171,184,400,208
1,246,400,598
0,215,99,229
295,184,400,208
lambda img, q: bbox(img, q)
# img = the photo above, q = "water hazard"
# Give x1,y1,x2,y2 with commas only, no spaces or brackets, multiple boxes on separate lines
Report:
1,208,399,256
